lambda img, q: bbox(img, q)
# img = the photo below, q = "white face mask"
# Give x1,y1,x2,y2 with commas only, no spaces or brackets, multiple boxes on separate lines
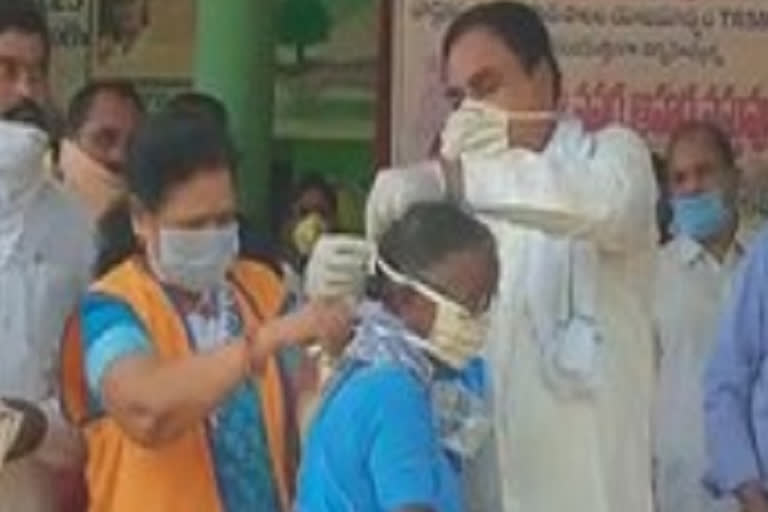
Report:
440,98,557,160
0,120,48,212
149,222,239,293
378,258,488,369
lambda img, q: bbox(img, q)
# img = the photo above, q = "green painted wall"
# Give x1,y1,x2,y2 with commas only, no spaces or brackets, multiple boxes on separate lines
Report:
194,0,276,228
275,138,373,185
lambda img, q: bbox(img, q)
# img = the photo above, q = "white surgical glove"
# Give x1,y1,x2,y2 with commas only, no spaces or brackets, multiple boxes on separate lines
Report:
304,234,373,300
440,99,511,161
365,161,445,242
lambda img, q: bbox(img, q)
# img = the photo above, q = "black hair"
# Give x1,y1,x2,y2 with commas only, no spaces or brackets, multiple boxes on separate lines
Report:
94,200,136,277
667,120,737,170
651,152,673,245
294,173,338,214
0,1,50,64
374,201,498,298
66,79,145,135
442,1,562,100
126,110,238,212
166,91,229,128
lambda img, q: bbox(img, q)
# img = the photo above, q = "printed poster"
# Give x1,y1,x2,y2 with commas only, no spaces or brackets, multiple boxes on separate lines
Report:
392,0,768,166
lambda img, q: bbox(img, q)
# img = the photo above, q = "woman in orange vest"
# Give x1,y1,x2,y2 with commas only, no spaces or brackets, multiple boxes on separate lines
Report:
60,110,351,512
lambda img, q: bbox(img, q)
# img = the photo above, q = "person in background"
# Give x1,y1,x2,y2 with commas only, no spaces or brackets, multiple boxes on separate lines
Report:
292,174,339,234
274,174,341,431
56,79,144,220
0,2,94,510
654,122,744,512
281,174,339,296
59,110,351,512
737,160,768,241
704,224,768,512
297,202,498,512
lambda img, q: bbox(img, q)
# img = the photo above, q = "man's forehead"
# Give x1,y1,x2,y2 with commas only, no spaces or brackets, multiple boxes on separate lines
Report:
0,29,46,65
445,29,513,86
86,91,141,122
669,133,727,167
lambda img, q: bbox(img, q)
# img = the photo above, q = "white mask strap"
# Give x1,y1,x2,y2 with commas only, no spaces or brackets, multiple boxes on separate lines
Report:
376,258,469,315
460,98,557,122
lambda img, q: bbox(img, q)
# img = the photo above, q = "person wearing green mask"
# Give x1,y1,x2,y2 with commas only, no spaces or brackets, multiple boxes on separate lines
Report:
654,121,747,512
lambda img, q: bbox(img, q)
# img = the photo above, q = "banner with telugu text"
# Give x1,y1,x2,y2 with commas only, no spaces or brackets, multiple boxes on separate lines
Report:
392,0,768,166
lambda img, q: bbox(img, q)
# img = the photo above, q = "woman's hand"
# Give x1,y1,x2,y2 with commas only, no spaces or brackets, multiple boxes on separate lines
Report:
292,299,355,347
247,299,355,371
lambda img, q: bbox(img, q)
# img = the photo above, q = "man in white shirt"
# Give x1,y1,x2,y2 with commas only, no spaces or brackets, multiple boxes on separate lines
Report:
654,121,745,512
0,2,93,510
312,3,658,511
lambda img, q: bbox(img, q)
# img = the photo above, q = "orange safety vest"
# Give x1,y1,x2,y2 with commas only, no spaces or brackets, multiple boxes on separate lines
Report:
59,258,297,512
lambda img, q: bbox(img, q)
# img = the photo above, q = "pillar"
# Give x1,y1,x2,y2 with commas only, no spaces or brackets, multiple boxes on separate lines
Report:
194,0,276,228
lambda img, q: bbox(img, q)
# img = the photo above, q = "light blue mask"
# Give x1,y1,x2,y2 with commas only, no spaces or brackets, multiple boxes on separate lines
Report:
671,192,731,241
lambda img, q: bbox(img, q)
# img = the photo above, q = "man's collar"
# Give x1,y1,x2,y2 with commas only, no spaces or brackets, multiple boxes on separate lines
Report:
671,235,708,267
671,227,746,268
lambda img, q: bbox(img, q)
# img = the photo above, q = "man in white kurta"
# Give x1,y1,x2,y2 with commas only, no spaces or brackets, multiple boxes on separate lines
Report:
365,3,658,511
0,119,93,511
0,5,93,509
654,122,746,512
445,120,656,512
366,119,657,512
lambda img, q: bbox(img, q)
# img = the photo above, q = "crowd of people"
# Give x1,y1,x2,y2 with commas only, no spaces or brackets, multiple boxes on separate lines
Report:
1,1,768,512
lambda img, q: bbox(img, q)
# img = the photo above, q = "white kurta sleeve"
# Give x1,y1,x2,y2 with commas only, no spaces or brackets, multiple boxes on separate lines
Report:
462,126,658,252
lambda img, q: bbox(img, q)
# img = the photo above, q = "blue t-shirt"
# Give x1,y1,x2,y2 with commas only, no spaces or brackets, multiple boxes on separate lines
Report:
296,361,464,512
80,291,281,512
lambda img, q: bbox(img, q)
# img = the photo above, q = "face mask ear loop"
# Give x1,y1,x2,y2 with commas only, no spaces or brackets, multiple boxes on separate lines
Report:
375,257,471,315
460,98,557,123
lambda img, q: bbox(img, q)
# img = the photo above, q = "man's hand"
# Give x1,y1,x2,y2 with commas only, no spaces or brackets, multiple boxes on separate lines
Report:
1,398,47,464
739,481,768,512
